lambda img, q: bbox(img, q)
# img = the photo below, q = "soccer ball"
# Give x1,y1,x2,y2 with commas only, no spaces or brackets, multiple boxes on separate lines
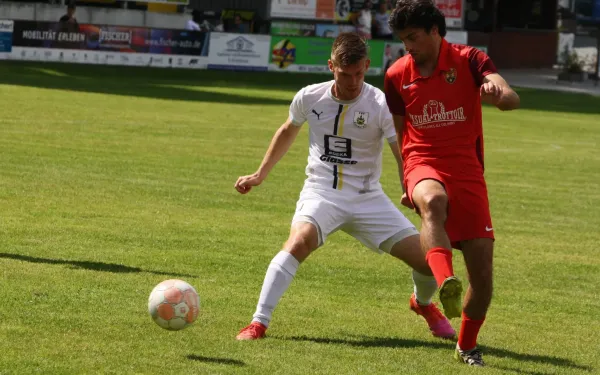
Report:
148,279,200,331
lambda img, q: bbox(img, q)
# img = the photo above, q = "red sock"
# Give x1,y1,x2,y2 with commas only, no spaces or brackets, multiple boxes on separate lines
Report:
425,247,454,287
458,312,485,351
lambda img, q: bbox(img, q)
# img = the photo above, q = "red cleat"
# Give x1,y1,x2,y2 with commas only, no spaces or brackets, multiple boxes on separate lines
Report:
409,294,456,339
236,322,267,341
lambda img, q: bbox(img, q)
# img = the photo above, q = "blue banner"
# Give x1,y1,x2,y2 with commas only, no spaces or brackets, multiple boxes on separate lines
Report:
0,20,13,53
11,20,209,56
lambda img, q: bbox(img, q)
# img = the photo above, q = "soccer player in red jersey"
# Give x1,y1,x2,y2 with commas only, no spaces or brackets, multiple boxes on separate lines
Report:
384,0,520,367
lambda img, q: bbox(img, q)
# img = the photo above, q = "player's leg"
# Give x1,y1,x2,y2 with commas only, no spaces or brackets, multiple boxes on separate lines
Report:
254,222,321,322
386,233,436,302
411,178,452,251
236,222,319,340
386,234,456,339
447,178,494,366
349,192,454,338
237,192,346,340
453,237,493,367
409,173,462,319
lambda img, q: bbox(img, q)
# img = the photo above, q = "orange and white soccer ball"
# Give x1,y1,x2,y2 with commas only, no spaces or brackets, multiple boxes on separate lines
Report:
148,279,200,331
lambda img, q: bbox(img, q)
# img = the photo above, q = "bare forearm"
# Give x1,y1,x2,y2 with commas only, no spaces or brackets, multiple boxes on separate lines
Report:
397,166,405,192
256,125,299,179
483,90,520,111
390,115,407,192
497,90,520,111
481,74,520,111
395,137,405,192
398,160,405,192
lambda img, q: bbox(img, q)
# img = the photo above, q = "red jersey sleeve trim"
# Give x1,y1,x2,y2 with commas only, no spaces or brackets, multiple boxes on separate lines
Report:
467,47,498,87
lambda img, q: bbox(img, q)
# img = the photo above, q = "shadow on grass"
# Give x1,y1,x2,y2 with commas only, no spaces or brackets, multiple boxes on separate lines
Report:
480,345,593,372
489,364,591,375
284,334,453,349
282,335,592,372
186,355,245,367
0,61,294,106
0,252,194,277
1,61,598,114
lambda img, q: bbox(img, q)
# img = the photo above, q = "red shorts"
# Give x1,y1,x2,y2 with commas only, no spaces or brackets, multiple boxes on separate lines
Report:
405,165,494,249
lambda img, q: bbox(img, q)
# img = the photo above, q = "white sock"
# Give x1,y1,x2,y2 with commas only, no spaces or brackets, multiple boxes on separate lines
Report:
412,270,438,305
252,251,300,327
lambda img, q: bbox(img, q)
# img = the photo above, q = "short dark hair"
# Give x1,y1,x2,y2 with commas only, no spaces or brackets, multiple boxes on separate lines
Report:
67,3,76,9
389,0,447,37
331,32,368,67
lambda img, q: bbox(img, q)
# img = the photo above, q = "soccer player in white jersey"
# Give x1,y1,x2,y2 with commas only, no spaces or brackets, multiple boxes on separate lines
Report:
234,32,454,340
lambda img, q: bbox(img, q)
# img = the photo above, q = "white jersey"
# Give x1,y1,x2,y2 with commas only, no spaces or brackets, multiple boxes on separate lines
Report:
289,81,396,195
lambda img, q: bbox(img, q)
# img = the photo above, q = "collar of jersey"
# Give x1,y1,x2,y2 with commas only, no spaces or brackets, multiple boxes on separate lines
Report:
327,81,366,105
406,38,452,84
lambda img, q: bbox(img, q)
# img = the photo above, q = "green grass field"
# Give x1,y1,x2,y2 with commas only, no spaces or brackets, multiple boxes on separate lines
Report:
0,61,599,374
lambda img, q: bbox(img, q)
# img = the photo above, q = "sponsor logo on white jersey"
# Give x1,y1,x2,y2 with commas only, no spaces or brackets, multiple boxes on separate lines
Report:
353,111,369,128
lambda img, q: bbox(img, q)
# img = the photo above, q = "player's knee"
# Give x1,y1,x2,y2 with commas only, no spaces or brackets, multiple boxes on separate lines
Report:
471,273,493,300
419,193,448,222
285,234,316,262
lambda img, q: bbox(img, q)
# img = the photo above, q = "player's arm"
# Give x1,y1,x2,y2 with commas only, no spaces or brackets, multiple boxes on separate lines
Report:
390,115,405,192
383,69,407,190
481,73,520,111
384,70,413,209
387,134,404,192
390,115,413,209
468,47,520,111
234,118,301,194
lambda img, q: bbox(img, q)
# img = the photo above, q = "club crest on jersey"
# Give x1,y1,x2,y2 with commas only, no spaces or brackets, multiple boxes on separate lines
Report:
353,111,369,128
445,68,457,84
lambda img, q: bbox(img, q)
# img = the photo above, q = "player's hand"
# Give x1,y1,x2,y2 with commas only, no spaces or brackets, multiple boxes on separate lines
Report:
234,173,264,194
400,192,414,209
480,81,503,105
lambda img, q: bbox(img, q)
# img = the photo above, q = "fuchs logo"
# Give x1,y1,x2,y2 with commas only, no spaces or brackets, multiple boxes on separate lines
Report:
353,111,369,128
409,100,466,128
445,68,457,84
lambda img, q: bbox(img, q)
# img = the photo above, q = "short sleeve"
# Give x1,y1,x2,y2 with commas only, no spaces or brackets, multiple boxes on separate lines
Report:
289,88,307,126
384,70,406,116
467,47,498,86
380,105,397,143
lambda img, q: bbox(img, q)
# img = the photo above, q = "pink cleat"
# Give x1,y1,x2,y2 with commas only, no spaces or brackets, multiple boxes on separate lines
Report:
409,294,456,339
236,322,267,340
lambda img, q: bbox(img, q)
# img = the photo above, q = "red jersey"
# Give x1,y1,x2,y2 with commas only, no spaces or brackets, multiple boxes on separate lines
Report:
384,39,497,177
